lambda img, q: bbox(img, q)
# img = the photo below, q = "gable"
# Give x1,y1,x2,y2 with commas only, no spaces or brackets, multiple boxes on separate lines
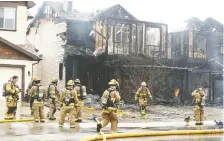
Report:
94,4,138,21
0,41,33,60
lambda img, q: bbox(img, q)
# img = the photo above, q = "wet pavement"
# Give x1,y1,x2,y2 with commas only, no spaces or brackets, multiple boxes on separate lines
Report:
0,100,223,141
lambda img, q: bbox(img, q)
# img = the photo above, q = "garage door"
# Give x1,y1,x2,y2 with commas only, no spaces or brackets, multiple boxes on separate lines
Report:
0,67,22,100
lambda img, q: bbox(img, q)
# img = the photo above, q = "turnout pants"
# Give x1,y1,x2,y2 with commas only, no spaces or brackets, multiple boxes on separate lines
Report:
33,100,45,122
59,104,76,126
138,97,148,115
101,108,118,133
5,96,17,119
30,97,34,113
194,105,204,124
75,100,84,120
49,98,56,118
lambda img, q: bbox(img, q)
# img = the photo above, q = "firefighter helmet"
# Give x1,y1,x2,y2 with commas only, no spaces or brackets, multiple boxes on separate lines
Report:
108,80,117,85
141,82,146,86
74,79,81,84
111,79,119,85
67,80,74,86
32,76,37,81
33,77,41,83
52,78,58,83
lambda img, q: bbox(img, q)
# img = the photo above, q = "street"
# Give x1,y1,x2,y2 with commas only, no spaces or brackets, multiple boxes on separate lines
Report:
0,100,223,141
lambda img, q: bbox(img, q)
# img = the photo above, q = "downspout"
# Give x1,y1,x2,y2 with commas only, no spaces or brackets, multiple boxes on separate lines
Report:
32,60,41,79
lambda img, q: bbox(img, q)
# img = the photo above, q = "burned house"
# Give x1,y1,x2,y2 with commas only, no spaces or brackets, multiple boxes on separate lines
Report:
64,4,193,104
28,1,223,105
169,17,223,105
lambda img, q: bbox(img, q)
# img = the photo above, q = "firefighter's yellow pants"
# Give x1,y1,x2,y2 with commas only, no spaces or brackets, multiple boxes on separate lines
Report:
101,108,118,133
194,105,204,124
138,97,147,115
75,100,84,120
59,104,76,126
33,101,45,122
49,98,56,118
5,96,17,119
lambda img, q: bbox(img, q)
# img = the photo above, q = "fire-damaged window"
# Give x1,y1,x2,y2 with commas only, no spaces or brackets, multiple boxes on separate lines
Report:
59,63,63,80
144,27,161,57
113,23,130,55
192,35,207,58
130,24,143,54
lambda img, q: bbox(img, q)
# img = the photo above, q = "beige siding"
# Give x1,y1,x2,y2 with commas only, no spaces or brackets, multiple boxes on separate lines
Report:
27,21,66,92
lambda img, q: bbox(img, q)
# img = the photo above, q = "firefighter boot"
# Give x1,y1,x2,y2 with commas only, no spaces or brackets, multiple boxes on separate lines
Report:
5,107,14,120
97,123,102,133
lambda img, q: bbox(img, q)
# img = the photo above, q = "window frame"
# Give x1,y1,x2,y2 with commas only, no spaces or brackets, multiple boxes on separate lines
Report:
0,6,17,31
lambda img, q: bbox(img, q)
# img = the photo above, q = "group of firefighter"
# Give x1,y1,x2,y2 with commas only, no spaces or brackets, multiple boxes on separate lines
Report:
2,75,206,133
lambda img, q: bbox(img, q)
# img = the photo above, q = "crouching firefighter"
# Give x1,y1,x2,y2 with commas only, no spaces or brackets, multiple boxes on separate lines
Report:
29,78,46,122
26,76,36,115
135,82,153,119
97,79,121,134
74,79,87,122
47,78,59,120
5,76,21,120
59,80,78,128
192,87,205,125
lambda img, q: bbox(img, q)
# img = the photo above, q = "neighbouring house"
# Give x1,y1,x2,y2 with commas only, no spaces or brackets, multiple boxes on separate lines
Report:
169,17,224,104
0,1,41,101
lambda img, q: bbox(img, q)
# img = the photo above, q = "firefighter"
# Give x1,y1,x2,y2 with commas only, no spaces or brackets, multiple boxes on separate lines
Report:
26,76,36,115
192,88,205,125
29,78,46,122
97,79,121,134
47,78,59,120
74,79,87,122
5,76,21,120
135,82,153,119
59,80,78,128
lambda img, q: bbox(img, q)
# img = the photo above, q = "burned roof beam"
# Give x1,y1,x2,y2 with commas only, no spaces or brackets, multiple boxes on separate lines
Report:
117,65,189,70
97,17,168,27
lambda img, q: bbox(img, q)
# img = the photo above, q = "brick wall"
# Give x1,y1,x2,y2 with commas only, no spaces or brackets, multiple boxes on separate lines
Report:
0,42,31,60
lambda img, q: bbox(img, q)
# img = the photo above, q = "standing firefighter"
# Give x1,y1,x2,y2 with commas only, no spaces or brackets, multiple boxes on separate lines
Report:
47,78,59,120
192,88,205,125
5,76,21,120
29,78,46,122
97,79,121,134
26,76,36,115
59,80,78,128
74,79,87,122
135,82,153,118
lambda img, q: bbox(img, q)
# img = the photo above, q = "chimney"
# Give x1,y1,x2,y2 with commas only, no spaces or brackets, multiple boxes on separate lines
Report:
67,1,73,12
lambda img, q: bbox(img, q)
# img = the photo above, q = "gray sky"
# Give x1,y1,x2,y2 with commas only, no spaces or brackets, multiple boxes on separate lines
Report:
30,0,223,31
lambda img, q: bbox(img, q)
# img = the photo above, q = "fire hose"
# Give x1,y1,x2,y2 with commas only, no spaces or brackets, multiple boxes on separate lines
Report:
79,129,224,141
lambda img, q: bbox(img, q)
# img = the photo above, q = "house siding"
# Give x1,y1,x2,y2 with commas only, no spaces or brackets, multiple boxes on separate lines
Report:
27,21,66,91
0,41,31,60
